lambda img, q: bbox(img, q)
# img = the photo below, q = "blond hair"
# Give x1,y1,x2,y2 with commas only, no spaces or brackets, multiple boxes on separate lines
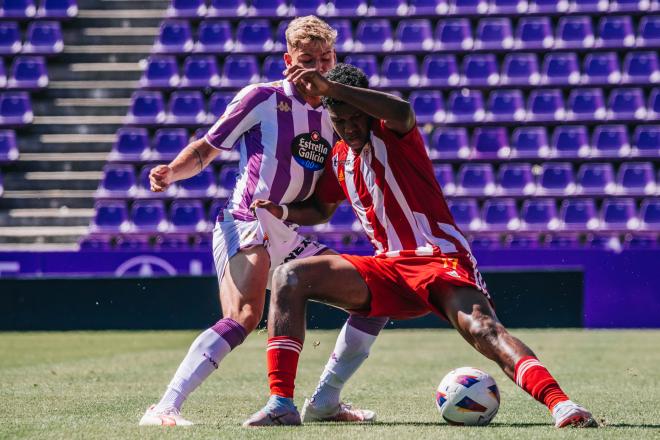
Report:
285,16,337,50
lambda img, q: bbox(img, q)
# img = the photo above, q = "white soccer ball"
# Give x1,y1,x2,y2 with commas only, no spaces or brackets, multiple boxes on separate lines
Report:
435,367,500,426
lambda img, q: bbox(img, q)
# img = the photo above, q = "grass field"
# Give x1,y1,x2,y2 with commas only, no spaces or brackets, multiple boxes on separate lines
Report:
1,329,659,440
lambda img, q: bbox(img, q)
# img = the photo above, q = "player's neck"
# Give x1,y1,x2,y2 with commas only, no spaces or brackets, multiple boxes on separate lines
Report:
296,85,323,108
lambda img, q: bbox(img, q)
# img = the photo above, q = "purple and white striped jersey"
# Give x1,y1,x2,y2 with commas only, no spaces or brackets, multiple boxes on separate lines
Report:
204,80,337,221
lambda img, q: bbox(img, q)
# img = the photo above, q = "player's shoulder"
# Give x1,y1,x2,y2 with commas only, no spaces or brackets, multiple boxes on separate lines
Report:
233,81,282,104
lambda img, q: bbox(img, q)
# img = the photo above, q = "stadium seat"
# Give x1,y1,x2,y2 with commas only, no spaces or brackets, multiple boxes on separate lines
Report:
167,0,206,17
501,53,540,86
97,164,137,197
608,88,646,120
577,162,616,194
648,88,660,120
154,20,193,53
560,198,599,230
516,17,553,49
498,163,535,195
369,0,408,15
248,0,288,16
487,89,525,122
457,163,496,196
538,162,576,195
394,19,433,52
582,52,621,84
0,92,33,125
640,198,660,230
354,19,393,52
326,19,353,52
568,88,606,121
592,124,631,157
217,164,239,197
511,126,550,158
633,125,659,156
273,20,289,51
323,202,357,232
140,56,179,88
542,52,580,85
290,0,328,16
572,0,609,12
552,125,590,158
448,199,481,231
177,165,216,197
475,18,514,50
194,20,233,53
431,127,470,159
127,91,165,124
527,89,565,121
597,15,635,48
472,127,510,158
433,163,456,193
617,162,655,195
91,200,130,233
522,199,559,230
168,91,206,124
152,128,188,161
451,0,488,13
408,0,447,14
331,0,368,15
0,59,5,88
556,16,594,48
131,200,168,233
235,20,273,52
169,200,208,232
8,56,47,89
490,0,527,13
181,55,220,87
409,91,444,124
637,16,660,47
448,90,484,122
601,198,639,229
0,129,18,161
421,54,459,87
207,0,247,16
23,21,63,54
532,0,569,11
110,127,149,161
623,52,660,83
262,55,286,82
209,199,227,222
136,165,178,198
343,55,379,86
435,19,473,50
207,92,234,122
482,198,520,231
222,54,259,87
609,0,648,11
1,0,36,17
380,55,419,87
462,54,499,86
0,22,21,55
38,0,78,18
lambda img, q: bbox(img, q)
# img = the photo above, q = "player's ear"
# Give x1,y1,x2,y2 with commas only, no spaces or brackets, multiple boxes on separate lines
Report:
283,52,293,68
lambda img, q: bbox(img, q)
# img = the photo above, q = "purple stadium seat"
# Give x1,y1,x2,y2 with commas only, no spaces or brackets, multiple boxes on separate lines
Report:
140,56,180,88
136,165,178,198
452,0,488,13
0,92,33,125
127,91,165,124
0,129,18,161
623,52,660,84
637,16,660,47
522,199,559,230
501,53,540,86
168,91,206,125
262,55,286,82
542,52,580,85
326,19,353,52
617,162,656,195
369,0,408,15
154,20,193,53
597,15,635,48
640,198,660,230
208,0,248,17
167,0,206,17
472,127,510,159
431,127,470,160
395,19,433,52
354,19,393,52
207,92,234,122
38,0,78,18
1,0,36,17
235,20,273,52
624,233,658,249
448,90,485,122
433,163,456,194
169,200,208,232
633,125,660,156
131,200,168,233
331,0,368,15
217,164,239,197
556,16,594,48
409,0,448,14
222,54,259,87
572,0,608,12
421,54,459,87
475,18,514,50
577,163,616,195
582,52,621,84
552,125,592,159
8,56,47,89
97,164,137,197
0,22,21,55
538,162,576,195
322,202,357,232
608,88,646,120
380,55,419,88
290,0,328,16
531,0,569,11
546,233,581,248
435,19,473,50
176,165,216,197
592,124,631,157
649,88,660,120
195,20,233,53
110,127,149,161
491,0,527,12
91,200,129,233
409,91,444,124
209,199,227,222
482,198,520,231
568,88,606,121
152,128,188,161
601,198,639,229
275,20,288,51
511,126,551,158
181,55,220,87
457,163,496,196
560,198,599,230
506,233,539,249
248,0,288,16
448,199,481,231
610,0,648,11
498,163,536,195
0,60,5,88
23,21,63,54
343,55,379,87
487,89,525,122
462,54,499,86
527,89,565,121
516,17,553,49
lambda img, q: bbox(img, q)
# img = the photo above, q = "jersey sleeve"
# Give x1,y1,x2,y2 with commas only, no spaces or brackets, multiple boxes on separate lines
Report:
377,119,425,151
203,85,274,150
314,152,346,204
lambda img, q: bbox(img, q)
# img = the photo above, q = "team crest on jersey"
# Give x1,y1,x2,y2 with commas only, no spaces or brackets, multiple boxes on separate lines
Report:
277,101,291,112
291,130,331,171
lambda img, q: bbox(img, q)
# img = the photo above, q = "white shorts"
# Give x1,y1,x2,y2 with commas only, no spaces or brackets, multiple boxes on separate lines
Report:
212,207,327,286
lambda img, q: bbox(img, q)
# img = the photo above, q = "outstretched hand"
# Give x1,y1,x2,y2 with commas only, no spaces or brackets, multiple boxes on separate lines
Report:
284,65,332,97
250,199,284,219
149,165,173,192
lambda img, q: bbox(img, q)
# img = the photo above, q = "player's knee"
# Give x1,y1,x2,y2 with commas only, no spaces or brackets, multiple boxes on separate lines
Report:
224,304,262,333
272,262,304,294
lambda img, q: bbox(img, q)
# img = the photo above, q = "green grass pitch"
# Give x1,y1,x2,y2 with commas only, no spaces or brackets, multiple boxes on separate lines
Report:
1,329,659,439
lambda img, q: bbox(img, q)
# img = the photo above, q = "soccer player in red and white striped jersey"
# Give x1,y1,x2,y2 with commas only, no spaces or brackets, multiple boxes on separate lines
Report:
245,64,597,428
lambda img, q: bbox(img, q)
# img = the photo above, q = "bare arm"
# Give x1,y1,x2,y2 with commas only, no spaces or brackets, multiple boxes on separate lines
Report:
251,196,340,226
150,139,221,192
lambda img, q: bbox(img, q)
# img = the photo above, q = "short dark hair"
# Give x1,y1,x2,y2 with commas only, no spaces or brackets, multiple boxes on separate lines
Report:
322,63,369,108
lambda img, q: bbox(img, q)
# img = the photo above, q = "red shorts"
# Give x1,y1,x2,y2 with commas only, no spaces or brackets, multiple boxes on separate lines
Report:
342,253,492,321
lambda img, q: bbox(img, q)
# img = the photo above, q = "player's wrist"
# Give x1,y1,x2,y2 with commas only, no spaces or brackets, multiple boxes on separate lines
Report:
280,204,289,221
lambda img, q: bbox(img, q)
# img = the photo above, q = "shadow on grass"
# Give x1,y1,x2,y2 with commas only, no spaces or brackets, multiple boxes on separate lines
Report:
364,422,660,430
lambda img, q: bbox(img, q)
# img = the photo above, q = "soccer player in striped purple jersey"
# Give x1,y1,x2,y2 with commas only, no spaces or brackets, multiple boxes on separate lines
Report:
139,16,386,427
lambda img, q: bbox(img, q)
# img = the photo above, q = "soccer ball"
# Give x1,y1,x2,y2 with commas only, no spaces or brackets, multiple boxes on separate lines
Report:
435,367,500,426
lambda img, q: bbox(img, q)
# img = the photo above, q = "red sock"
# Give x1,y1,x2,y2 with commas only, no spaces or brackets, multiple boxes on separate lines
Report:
267,336,303,398
514,356,569,411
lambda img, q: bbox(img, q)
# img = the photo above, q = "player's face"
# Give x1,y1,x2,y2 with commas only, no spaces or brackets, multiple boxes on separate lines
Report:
328,103,371,152
284,40,336,75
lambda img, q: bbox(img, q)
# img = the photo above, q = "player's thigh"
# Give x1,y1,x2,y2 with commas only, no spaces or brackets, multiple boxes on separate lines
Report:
429,285,500,336
220,246,271,318
275,255,370,311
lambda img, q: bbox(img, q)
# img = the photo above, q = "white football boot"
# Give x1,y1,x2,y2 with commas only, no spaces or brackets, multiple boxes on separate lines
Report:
552,400,598,428
301,398,376,423
139,404,193,426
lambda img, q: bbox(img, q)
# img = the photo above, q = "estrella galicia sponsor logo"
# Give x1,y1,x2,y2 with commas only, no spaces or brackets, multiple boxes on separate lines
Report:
291,131,331,171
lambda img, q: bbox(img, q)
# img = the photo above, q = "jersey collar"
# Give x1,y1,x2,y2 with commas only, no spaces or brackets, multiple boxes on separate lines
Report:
283,80,324,112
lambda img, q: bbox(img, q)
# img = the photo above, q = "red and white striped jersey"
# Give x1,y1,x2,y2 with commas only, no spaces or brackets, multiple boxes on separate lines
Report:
316,120,474,260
